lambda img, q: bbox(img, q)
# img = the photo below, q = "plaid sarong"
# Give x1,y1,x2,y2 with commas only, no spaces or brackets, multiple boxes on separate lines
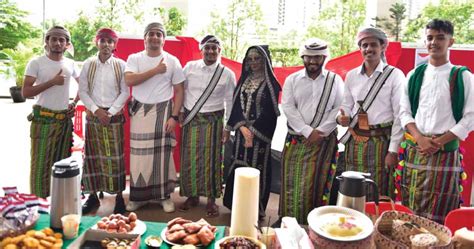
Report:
129,100,177,201
29,105,73,198
344,123,396,200
401,142,461,224
279,132,338,224
82,114,126,194
180,110,224,198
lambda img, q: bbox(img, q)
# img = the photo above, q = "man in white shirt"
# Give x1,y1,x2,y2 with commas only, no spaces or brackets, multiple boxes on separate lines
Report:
399,19,473,224
178,35,236,217
22,26,80,198
337,27,405,200
279,39,344,224
79,28,129,214
124,22,185,212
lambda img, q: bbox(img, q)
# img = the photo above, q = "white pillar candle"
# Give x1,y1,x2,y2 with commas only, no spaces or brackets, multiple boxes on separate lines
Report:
229,167,260,239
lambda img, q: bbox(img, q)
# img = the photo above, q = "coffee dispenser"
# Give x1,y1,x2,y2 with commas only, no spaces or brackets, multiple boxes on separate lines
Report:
336,171,379,213
49,157,81,230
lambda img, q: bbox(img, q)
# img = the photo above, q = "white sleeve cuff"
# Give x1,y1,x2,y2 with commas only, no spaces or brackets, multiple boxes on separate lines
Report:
450,124,469,141
301,126,313,138
400,116,415,129
108,107,119,116
388,142,400,153
90,105,99,114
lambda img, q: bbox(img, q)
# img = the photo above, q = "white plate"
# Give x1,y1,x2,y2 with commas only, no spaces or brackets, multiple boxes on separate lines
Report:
214,236,266,249
91,219,147,235
161,228,210,248
307,205,373,242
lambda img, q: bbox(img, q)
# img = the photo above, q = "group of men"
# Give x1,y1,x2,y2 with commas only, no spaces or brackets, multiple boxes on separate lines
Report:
23,18,472,225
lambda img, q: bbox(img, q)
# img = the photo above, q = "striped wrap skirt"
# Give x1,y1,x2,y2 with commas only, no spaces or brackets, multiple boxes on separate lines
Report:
29,105,73,198
180,110,224,198
82,113,126,194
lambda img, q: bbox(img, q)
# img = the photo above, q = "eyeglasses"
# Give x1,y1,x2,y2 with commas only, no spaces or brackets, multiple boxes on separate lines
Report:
303,55,325,62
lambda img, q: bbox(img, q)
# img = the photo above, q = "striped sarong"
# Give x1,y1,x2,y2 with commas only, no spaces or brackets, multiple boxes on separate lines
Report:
29,105,73,198
129,100,177,201
82,114,126,194
223,130,273,217
279,132,338,224
401,143,461,224
179,110,224,198
344,123,395,200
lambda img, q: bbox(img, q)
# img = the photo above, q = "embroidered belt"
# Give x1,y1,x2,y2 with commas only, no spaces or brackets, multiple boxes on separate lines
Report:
404,132,459,152
30,105,68,121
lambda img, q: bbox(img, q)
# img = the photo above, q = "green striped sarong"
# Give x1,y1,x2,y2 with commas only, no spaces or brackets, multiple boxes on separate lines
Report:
29,105,73,198
82,114,126,194
344,123,395,200
179,110,224,198
279,132,338,224
401,142,461,224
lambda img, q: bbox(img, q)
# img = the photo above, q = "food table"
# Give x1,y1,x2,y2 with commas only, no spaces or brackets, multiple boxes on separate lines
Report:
33,214,226,248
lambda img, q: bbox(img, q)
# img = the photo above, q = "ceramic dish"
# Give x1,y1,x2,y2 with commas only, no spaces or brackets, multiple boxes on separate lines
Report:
160,228,211,248
307,205,373,242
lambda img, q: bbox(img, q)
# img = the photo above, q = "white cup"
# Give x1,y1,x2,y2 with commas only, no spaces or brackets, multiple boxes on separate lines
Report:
61,214,80,239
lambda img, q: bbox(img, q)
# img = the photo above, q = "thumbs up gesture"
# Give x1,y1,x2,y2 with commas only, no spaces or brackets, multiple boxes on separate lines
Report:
51,69,65,86
154,58,167,74
337,109,350,127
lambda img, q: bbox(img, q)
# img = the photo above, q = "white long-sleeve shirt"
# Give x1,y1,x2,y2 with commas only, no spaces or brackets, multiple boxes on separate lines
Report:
340,62,406,152
79,56,129,115
183,60,236,125
400,62,474,140
282,69,344,138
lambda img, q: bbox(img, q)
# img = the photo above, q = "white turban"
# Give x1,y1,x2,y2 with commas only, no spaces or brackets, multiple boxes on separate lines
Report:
199,35,221,50
356,27,388,46
299,38,329,58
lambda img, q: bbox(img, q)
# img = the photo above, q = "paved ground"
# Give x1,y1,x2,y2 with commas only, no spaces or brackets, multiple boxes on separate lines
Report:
0,97,280,226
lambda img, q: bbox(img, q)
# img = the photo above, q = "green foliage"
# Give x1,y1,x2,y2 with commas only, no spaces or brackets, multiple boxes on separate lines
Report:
158,7,187,36
267,30,302,66
0,0,41,50
206,0,267,61
306,0,366,58
375,3,406,41
64,12,108,61
403,1,474,43
0,41,42,87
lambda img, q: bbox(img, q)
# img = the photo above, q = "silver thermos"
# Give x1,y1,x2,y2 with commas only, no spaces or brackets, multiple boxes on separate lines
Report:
50,157,82,230
336,171,379,213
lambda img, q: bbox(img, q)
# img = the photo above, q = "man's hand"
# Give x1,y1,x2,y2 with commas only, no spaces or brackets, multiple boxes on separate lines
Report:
50,69,65,86
155,58,167,75
384,152,398,169
222,130,230,143
416,136,441,155
165,117,178,133
239,126,254,148
66,103,75,118
95,108,111,125
304,130,324,146
337,109,350,127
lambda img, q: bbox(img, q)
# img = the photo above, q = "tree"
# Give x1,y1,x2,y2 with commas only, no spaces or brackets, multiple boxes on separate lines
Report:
375,3,406,41
268,30,301,67
403,0,473,44
157,7,187,36
64,12,108,61
306,0,366,58
0,0,40,50
206,0,267,61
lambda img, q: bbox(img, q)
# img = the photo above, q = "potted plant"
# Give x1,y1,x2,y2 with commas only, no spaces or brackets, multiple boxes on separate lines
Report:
0,43,36,103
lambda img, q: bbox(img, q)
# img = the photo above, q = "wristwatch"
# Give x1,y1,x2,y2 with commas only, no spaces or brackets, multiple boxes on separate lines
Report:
170,115,179,121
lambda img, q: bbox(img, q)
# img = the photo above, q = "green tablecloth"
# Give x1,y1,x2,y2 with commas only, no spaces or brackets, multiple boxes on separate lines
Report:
34,214,225,248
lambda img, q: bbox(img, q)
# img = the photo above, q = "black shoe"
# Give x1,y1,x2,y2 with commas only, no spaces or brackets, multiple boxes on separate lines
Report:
113,195,126,214
99,191,104,199
82,193,100,214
